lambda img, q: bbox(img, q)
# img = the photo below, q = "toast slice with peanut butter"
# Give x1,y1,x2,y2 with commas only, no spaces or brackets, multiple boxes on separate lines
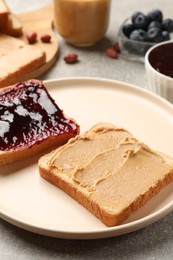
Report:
38,122,173,227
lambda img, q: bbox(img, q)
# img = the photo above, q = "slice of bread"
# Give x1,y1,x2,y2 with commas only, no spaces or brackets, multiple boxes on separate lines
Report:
0,0,8,13
0,45,46,88
0,34,25,53
0,0,23,37
0,80,79,165
0,0,9,31
38,122,173,227
5,14,23,37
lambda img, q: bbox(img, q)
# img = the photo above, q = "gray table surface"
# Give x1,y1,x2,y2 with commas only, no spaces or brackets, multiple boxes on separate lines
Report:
1,0,173,259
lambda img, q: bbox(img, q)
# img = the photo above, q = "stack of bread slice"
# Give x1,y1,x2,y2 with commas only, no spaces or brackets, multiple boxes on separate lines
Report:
0,1,47,88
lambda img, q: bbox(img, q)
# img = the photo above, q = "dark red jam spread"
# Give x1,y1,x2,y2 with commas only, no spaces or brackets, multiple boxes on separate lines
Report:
0,81,79,151
149,42,173,78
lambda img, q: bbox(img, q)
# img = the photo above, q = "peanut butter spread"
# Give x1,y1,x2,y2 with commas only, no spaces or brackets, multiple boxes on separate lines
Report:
48,122,172,214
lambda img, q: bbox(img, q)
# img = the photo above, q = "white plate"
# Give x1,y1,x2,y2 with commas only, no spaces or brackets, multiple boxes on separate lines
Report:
1,77,173,240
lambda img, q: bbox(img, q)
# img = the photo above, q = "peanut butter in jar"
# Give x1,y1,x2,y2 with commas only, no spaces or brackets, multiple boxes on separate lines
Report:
53,0,111,46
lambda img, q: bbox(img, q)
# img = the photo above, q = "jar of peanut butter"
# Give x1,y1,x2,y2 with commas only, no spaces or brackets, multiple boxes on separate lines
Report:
53,0,111,46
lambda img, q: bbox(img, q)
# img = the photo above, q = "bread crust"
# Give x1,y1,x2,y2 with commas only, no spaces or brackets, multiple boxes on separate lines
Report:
5,14,23,37
0,0,9,31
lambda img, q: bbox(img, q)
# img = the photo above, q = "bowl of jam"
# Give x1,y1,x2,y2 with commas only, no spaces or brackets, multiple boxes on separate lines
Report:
145,40,173,103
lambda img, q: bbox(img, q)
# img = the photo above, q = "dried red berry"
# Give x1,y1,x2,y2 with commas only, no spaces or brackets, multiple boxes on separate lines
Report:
105,48,118,59
63,53,78,64
26,32,37,44
41,34,51,43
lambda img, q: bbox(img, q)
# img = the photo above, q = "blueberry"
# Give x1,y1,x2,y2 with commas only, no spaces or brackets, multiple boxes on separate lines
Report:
162,18,173,32
122,23,135,38
129,29,147,41
146,9,163,23
147,27,163,42
162,31,170,41
148,21,162,30
131,11,148,29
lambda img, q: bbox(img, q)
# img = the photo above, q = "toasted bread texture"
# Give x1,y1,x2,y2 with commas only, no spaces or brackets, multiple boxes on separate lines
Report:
39,122,173,227
0,80,79,165
0,34,25,54
0,45,46,88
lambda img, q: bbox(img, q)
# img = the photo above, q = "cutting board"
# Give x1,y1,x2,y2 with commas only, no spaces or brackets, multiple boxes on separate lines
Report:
15,4,58,80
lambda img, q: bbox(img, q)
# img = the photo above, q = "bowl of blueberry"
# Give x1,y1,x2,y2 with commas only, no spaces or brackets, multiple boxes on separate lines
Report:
118,9,173,62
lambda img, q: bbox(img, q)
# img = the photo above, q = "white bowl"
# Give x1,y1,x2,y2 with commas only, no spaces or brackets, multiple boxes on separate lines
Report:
145,40,173,103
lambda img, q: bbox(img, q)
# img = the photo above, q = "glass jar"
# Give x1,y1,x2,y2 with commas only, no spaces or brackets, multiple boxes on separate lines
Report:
53,0,111,46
